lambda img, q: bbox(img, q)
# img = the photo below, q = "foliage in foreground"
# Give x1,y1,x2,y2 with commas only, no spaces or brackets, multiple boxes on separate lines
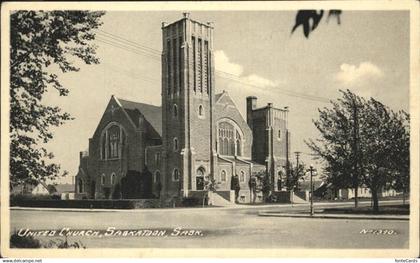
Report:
306,90,409,211
10,11,105,187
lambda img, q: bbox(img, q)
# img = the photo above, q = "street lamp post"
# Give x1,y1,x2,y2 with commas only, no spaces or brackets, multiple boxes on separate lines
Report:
309,165,316,216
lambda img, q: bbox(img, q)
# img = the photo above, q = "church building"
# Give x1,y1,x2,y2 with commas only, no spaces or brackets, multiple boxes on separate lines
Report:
75,13,291,204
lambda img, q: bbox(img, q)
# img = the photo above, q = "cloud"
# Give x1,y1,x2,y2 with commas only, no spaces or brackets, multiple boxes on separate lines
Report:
214,50,279,89
335,62,383,85
214,50,243,76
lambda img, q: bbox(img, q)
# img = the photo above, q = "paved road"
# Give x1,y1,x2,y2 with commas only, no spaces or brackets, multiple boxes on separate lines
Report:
10,200,409,248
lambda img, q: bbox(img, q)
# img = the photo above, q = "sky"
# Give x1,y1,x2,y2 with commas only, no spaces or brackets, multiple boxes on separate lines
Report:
41,11,410,184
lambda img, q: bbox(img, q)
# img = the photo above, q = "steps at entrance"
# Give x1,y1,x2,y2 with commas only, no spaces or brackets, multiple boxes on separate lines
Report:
291,192,309,204
210,192,237,207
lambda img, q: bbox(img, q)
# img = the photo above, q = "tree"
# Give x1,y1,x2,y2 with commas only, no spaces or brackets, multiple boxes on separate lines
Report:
358,98,410,211
288,163,306,191
306,90,409,212
10,11,105,187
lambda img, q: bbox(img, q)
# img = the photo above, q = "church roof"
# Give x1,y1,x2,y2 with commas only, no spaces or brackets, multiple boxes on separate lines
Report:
117,98,162,136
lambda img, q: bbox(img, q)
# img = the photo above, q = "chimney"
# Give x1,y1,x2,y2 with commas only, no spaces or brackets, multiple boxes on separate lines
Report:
246,96,257,127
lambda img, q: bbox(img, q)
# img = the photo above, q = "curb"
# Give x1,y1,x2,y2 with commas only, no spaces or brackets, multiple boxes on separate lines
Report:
258,212,409,221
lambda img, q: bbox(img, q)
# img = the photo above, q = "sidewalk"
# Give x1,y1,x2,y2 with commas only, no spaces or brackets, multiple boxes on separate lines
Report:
10,199,407,213
258,211,409,220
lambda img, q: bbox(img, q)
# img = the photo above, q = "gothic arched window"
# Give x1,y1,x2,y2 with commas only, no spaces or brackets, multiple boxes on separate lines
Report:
218,121,243,156
101,174,105,185
155,171,161,183
173,137,178,151
173,169,179,181
101,123,125,160
111,173,116,185
173,104,178,118
198,105,204,117
240,171,245,182
220,170,227,182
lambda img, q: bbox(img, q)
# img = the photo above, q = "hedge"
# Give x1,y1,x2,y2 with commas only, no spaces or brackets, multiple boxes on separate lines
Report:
10,197,160,209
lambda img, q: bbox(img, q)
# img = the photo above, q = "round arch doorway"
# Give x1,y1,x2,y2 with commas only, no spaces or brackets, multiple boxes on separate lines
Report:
196,167,205,190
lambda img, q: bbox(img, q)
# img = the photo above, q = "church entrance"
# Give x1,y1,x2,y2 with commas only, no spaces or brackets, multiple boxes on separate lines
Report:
196,167,205,190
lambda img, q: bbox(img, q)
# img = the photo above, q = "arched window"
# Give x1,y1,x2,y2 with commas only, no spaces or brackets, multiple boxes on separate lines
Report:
78,178,84,193
196,167,205,190
217,121,243,156
198,105,204,117
173,169,179,181
173,137,178,151
155,171,161,183
278,129,282,140
101,123,125,160
111,173,116,185
173,104,178,118
220,170,227,182
101,174,105,185
240,171,245,182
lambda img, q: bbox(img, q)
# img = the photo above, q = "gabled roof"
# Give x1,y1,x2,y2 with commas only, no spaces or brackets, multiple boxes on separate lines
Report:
53,184,75,194
116,98,162,137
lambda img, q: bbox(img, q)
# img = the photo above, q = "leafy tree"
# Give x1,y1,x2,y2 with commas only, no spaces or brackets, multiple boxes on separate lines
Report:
358,98,410,211
288,163,306,191
307,90,409,212
10,11,105,187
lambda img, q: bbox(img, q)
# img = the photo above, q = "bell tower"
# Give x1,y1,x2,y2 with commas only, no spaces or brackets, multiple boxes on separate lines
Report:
161,13,216,198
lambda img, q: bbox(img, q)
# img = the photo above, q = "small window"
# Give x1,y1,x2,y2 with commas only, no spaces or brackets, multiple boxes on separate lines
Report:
198,105,204,117
111,173,116,185
101,174,105,185
173,104,178,118
173,169,180,181
173,138,178,151
220,170,227,182
278,130,282,140
240,171,245,182
155,171,161,183
155,153,161,166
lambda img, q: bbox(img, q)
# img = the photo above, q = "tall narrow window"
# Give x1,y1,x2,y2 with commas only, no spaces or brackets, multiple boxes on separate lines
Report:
173,104,178,117
240,171,245,182
203,40,208,94
173,38,177,94
155,171,161,183
197,38,202,92
173,169,179,181
111,173,116,185
178,37,183,91
167,39,171,95
220,170,227,182
101,174,105,185
198,105,204,117
108,125,120,159
192,36,196,92
173,138,178,151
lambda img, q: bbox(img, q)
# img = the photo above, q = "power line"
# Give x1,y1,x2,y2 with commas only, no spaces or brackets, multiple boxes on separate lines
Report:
94,29,330,103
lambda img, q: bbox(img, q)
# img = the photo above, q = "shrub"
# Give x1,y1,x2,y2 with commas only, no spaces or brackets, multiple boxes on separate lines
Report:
181,197,201,207
10,233,41,248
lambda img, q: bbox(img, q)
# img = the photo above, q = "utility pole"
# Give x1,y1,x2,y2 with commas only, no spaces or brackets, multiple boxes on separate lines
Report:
294,151,301,191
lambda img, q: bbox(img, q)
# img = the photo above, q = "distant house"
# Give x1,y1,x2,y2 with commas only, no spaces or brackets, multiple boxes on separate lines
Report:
321,184,399,200
53,184,76,200
31,182,50,195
